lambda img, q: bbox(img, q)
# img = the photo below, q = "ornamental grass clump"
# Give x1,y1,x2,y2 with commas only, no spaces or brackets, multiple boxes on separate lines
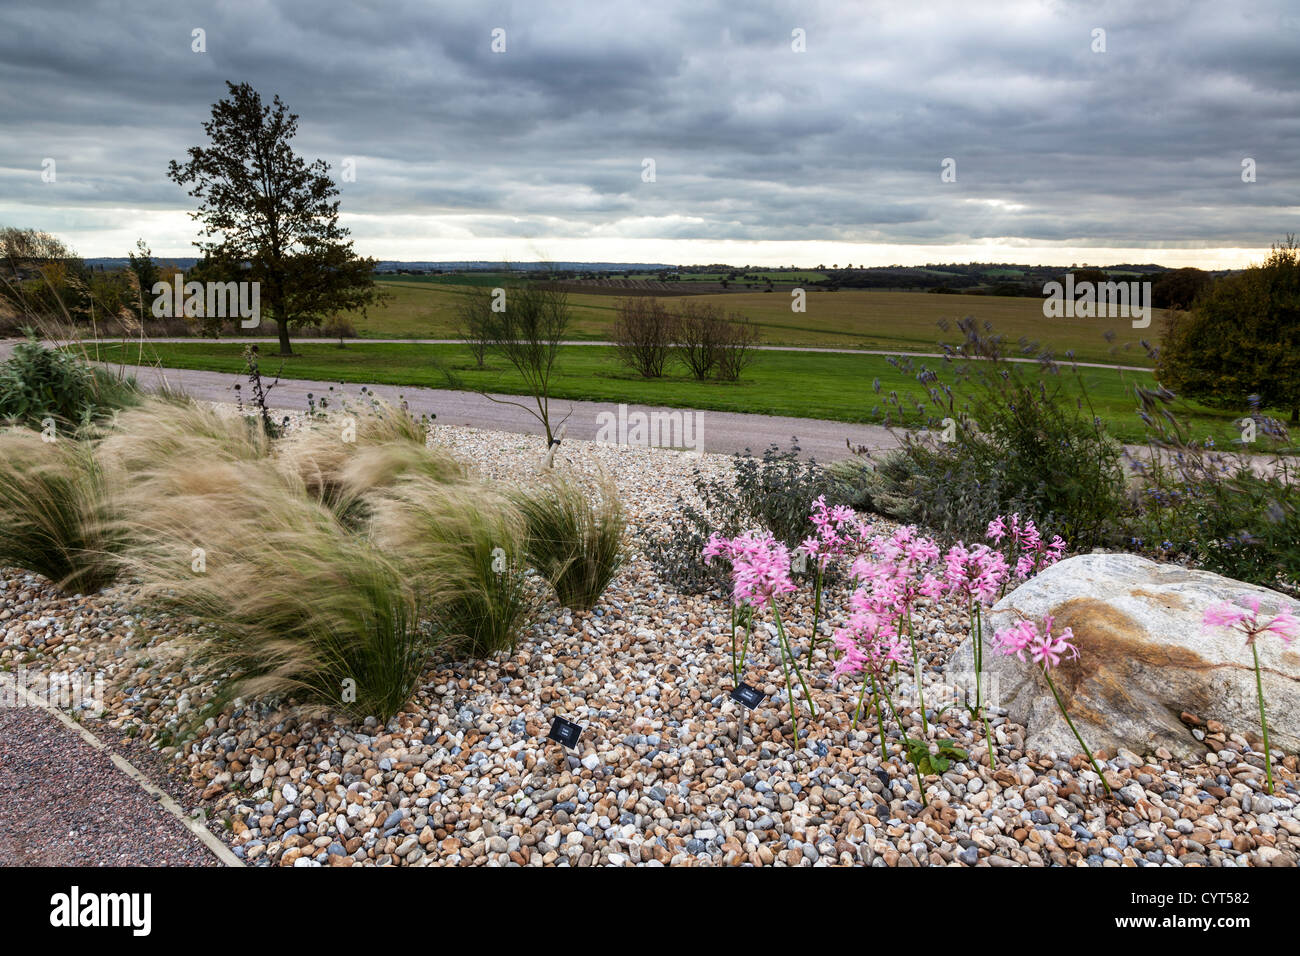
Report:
372,476,533,658
1202,597,1299,795
0,428,122,593
96,396,271,490
124,459,434,722
512,473,624,611
275,400,463,524
992,614,1111,796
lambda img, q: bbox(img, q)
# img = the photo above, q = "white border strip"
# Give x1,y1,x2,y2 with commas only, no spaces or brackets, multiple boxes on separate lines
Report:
10,683,243,867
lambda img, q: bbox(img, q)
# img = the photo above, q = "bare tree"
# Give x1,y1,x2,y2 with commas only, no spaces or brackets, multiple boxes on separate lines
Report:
672,300,762,382
715,314,761,381
674,300,725,380
455,285,493,368
481,281,572,444
612,296,675,377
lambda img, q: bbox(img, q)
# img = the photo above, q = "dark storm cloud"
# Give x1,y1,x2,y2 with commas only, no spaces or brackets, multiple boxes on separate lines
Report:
0,0,1296,257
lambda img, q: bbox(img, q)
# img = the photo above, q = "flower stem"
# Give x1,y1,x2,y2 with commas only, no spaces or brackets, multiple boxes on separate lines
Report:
1252,643,1275,796
730,604,738,684
806,564,823,667
1043,669,1110,797
852,668,872,730
972,605,996,771
906,608,928,736
771,600,816,718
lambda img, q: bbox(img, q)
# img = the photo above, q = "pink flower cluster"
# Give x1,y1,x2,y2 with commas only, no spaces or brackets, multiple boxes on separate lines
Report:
703,530,796,606
943,542,1010,605
801,496,871,570
1203,596,1299,647
849,525,944,607
986,514,1066,580
992,614,1079,670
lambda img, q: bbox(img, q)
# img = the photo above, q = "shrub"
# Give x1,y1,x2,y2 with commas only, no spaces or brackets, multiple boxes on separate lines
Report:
372,477,533,657
645,442,833,594
1125,388,1299,595
512,473,624,610
825,454,922,522
714,314,761,382
673,301,761,381
870,319,1126,549
322,316,358,346
613,296,676,378
0,429,121,592
0,332,138,431
125,458,433,722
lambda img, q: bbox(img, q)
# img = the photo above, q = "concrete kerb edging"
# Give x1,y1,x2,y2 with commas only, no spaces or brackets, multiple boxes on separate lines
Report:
9,681,243,868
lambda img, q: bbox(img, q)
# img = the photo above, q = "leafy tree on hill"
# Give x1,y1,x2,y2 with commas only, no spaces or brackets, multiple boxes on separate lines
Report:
1158,237,1300,424
1152,267,1211,311
168,81,383,355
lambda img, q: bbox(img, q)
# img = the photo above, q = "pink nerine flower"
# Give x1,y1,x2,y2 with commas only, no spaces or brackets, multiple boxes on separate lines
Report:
993,615,1079,670
703,530,795,607
1203,597,1299,647
987,513,1067,581
804,496,868,570
944,542,1010,605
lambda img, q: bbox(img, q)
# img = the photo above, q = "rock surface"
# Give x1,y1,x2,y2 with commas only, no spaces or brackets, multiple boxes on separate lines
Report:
948,553,1300,761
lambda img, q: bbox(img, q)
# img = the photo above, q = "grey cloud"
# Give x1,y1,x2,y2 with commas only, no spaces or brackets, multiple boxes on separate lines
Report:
0,0,1295,257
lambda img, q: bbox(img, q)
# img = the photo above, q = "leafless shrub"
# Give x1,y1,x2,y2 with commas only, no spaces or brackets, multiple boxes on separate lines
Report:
715,314,761,381
612,296,676,378
674,300,726,380
674,301,761,381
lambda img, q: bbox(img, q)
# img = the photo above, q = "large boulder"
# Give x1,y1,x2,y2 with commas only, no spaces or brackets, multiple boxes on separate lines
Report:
946,553,1300,761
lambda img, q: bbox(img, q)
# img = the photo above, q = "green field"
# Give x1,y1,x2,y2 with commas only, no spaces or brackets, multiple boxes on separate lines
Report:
354,279,1163,366
87,340,1260,446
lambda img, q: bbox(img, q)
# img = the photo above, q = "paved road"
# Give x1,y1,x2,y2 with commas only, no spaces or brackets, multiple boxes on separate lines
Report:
6,336,1157,461
103,361,901,461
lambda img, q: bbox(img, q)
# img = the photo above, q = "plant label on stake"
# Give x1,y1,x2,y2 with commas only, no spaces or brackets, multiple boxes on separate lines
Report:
730,683,765,709
729,682,767,749
546,715,583,750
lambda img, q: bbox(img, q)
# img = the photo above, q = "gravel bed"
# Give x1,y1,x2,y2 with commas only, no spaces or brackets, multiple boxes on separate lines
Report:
1,416,1297,867
0,707,216,866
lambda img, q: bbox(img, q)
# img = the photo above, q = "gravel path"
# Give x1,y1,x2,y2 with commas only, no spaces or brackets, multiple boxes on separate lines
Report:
0,707,216,866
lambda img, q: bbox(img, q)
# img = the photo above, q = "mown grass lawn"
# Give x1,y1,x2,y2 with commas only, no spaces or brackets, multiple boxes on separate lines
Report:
85,340,1260,446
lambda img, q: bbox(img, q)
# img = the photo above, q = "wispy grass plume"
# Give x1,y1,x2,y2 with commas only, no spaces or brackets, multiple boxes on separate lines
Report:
124,458,433,722
372,476,533,658
0,428,121,592
511,472,625,611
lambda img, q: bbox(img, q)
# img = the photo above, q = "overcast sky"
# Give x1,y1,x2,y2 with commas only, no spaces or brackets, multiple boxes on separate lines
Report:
1,0,1296,267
